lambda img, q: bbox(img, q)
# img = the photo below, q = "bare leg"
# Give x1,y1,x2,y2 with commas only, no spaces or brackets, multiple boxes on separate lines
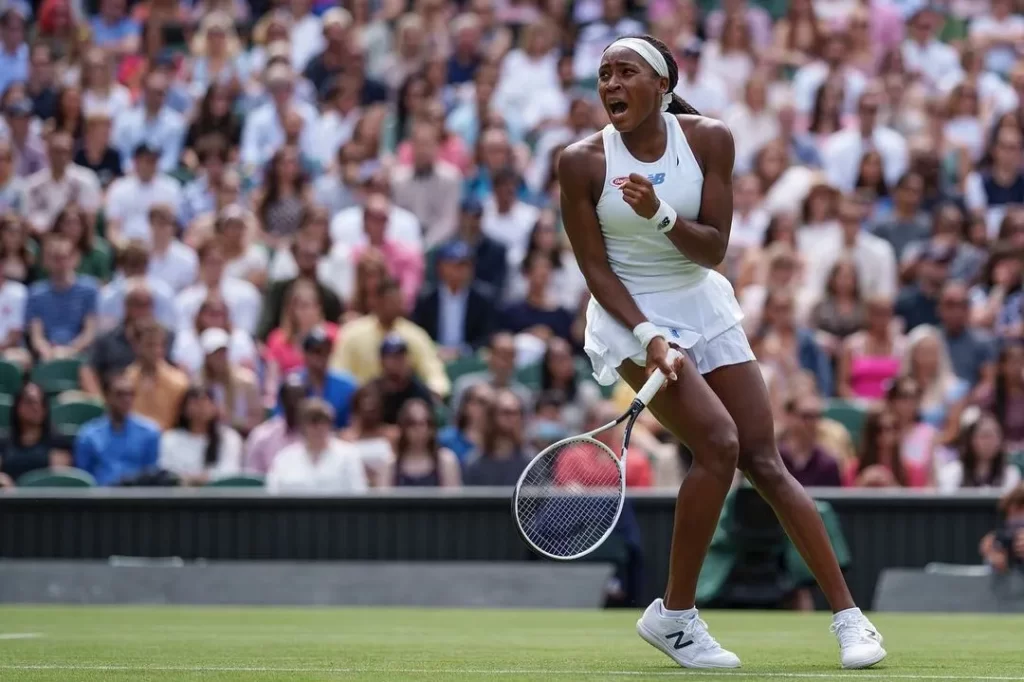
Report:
703,361,856,613
617,359,739,610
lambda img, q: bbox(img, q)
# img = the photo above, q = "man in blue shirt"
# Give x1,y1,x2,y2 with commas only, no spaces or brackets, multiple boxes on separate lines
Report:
278,328,357,429
73,372,160,486
26,233,99,361
0,8,28,99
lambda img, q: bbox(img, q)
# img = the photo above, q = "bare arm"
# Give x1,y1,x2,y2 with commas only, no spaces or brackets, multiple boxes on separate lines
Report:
558,142,648,332
29,319,53,361
68,315,97,356
619,118,735,268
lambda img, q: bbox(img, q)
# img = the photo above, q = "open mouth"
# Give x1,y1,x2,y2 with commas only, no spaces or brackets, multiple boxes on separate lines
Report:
608,101,628,115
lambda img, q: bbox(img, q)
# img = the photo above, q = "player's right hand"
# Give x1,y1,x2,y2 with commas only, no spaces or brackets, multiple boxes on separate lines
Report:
645,336,683,384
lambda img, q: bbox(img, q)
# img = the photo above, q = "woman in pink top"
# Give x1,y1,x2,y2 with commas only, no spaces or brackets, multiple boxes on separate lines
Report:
845,405,931,488
264,279,339,376
885,376,939,485
837,296,905,400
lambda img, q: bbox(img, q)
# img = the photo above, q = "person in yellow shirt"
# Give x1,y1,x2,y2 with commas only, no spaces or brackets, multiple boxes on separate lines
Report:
123,320,189,430
330,278,450,398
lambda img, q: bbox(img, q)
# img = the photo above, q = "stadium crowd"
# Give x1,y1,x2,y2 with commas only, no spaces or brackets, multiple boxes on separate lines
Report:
0,0,1022,495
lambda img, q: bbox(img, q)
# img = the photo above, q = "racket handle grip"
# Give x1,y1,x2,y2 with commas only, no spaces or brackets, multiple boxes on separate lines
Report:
635,349,683,407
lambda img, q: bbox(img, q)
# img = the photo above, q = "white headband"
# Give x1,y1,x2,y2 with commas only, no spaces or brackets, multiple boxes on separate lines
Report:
605,38,673,112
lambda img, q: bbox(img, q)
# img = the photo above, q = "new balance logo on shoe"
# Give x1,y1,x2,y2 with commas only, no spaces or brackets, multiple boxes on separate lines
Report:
665,631,694,650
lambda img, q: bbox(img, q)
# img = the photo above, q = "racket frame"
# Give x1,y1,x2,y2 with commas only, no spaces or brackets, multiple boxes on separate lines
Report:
511,349,681,561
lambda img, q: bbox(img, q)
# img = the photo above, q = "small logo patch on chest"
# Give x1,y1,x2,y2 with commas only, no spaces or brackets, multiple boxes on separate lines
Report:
611,176,629,188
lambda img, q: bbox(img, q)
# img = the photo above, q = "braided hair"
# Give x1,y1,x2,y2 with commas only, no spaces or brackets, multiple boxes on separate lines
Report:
630,34,702,116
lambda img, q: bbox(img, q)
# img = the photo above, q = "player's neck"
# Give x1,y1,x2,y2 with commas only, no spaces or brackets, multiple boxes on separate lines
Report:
620,112,668,164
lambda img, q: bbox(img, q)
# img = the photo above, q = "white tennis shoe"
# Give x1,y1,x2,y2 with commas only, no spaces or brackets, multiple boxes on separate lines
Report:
831,608,887,669
636,599,741,669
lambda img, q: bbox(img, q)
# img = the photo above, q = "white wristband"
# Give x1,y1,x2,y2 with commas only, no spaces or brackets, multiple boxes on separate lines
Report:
632,322,663,350
649,200,677,234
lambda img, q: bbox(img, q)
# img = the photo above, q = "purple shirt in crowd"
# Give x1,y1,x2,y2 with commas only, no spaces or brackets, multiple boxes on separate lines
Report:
781,446,843,487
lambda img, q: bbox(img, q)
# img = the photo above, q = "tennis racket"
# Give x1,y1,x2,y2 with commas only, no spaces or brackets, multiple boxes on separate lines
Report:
512,349,682,560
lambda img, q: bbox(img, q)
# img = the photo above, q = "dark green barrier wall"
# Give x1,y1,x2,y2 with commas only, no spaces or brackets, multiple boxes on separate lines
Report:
0,489,1001,608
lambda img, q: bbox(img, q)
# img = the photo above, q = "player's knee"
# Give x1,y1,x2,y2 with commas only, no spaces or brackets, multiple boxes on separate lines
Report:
698,424,739,483
742,447,788,491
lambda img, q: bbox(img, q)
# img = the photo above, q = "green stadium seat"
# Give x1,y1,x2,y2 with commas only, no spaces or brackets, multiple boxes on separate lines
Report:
0,393,12,439
0,358,23,396
824,400,869,449
445,354,487,385
51,400,105,438
515,362,542,389
31,358,83,395
205,474,265,487
17,468,96,487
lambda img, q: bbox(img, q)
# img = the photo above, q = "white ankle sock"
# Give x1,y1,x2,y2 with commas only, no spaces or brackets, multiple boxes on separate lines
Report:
833,607,863,622
660,602,697,620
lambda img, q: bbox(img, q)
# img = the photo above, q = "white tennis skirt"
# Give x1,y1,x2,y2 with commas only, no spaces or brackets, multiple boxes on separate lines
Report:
584,270,756,385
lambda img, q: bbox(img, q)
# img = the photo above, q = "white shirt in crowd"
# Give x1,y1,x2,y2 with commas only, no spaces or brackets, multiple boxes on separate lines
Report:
495,49,561,117
673,72,730,119
821,127,909,192
936,459,1021,494
289,12,324,73
329,204,423,249
729,209,771,249
307,108,361,171
481,198,539,253
722,104,780,174
0,280,27,344
968,12,1024,75
792,62,867,115
171,327,258,376
266,437,369,494
158,426,244,481
174,278,263,335
104,173,183,243
901,38,961,90
239,100,318,169
148,240,199,293
797,223,898,301
224,244,270,282
19,164,102,232
572,17,645,82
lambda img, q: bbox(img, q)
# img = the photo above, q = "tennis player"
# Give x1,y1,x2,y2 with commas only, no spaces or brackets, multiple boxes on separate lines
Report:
557,35,887,670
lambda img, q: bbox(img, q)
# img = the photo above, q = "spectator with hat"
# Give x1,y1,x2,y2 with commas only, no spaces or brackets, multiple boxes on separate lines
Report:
172,293,258,377
103,142,182,245
198,326,262,436
111,71,186,174
370,334,434,424
426,197,507,297
266,397,368,493
331,277,450,398
412,239,495,359
276,326,357,428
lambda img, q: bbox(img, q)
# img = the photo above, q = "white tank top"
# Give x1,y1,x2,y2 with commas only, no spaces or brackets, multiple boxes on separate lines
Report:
595,112,707,295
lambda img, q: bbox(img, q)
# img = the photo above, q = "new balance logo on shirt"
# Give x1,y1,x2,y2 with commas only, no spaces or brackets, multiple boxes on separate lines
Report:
665,631,694,649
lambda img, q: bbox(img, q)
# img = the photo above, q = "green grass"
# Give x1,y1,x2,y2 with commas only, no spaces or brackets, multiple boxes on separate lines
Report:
0,607,1022,681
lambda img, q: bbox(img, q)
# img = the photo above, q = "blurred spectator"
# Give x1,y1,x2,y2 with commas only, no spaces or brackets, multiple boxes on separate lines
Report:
216,205,267,288
97,241,176,331
301,8,355,94
158,382,243,485
903,325,969,444
556,401,652,488
979,483,1024,574
112,71,185,174
172,294,258,376
0,139,21,213
572,0,642,84
822,85,907,193
370,334,434,424
884,376,942,480
0,8,29,98
339,381,397,486
779,393,842,487
980,343,1024,453
198,326,262,435
266,397,368,493
480,167,538,253
505,212,587,311
183,97,240,180
391,120,462,249
265,279,337,376
253,144,309,242
451,331,532,411
426,197,507,296
902,203,985,286
84,278,174,394
901,6,960,90
751,289,833,397
104,143,182,246
123,319,189,430
0,223,27,365
540,337,601,433
869,171,930,260
240,63,316,170
438,381,492,467
498,251,574,344
20,129,101,233
810,258,865,342
42,203,112,282
0,214,33,286
896,243,952,332
26,231,98,361
966,125,1024,237
837,296,904,400
1,96,46,179
940,282,996,395
278,326,357,429
845,408,916,488
175,237,262,335
938,411,1022,492
463,388,530,486
330,173,423,250
244,375,305,475
330,277,449,398
75,108,122,189
259,225,343,340
412,239,494,358
73,370,160,486
147,203,198,294
0,382,72,486
383,398,460,487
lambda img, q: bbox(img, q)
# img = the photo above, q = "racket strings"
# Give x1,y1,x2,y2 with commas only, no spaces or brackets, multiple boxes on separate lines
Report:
514,438,625,559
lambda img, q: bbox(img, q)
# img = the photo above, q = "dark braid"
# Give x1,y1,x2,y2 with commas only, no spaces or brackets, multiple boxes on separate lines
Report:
632,34,702,116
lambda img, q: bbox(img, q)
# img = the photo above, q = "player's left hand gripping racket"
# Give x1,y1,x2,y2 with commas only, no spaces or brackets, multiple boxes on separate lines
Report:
512,349,682,560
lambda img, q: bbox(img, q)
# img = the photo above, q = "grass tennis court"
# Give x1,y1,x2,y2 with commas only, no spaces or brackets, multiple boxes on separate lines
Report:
1,607,1022,681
